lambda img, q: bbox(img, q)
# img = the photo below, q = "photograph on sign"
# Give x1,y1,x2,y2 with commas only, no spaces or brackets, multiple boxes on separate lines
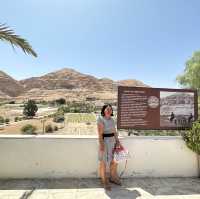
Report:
160,91,194,128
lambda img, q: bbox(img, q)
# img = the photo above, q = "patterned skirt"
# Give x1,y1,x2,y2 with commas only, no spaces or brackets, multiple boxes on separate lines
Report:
98,137,116,165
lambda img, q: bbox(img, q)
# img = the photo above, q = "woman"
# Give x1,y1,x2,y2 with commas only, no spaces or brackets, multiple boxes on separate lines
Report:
97,104,121,190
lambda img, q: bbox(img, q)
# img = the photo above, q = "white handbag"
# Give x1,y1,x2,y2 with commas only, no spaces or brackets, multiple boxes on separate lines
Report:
113,144,130,163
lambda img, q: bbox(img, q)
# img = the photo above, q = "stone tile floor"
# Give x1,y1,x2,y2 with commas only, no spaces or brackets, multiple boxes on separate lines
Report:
0,177,199,199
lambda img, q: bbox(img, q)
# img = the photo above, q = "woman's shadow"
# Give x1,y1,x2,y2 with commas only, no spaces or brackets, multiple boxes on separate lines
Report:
105,184,141,199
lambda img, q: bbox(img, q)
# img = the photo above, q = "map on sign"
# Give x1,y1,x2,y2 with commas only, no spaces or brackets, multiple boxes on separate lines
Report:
117,86,198,130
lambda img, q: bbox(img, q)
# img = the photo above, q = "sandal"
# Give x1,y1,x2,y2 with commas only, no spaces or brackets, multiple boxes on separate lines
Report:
101,180,111,191
109,178,122,186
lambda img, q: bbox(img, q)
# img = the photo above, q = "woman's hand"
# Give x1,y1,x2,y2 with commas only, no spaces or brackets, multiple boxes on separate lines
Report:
115,139,121,148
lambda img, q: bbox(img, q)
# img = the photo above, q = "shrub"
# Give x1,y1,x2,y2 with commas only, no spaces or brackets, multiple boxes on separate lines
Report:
18,117,23,121
0,116,4,124
45,124,53,133
5,118,10,124
39,100,48,105
21,124,37,134
57,106,70,114
9,101,15,104
55,98,66,105
54,126,58,131
182,121,200,177
182,121,200,155
14,117,19,122
53,115,65,123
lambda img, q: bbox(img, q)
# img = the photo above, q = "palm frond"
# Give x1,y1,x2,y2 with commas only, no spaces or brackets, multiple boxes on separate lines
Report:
0,23,37,57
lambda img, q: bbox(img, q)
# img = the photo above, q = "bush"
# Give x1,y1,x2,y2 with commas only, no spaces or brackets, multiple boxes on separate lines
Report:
182,121,200,155
15,117,24,122
21,124,37,134
54,126,58,131
53,115,65,123
18,117,23,121
5,118,10,124
57,106,70,114
165,131,179,136
9,101,15,104
14,117,19,122
45,124,53,133
0,116,4,124
39,100,48,105
55,98,66,105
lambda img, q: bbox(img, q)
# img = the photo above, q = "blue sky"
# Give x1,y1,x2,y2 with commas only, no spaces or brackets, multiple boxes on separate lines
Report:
0,0,200,88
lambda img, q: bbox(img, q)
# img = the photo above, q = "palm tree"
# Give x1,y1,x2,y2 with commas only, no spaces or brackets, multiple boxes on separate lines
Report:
0,23,37,57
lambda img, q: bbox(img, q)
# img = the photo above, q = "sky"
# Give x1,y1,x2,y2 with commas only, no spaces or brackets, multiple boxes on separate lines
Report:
0,0,200,88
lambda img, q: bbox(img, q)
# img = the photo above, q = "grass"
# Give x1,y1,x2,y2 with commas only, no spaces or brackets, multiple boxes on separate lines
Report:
143,130,179,136
65,113,96,123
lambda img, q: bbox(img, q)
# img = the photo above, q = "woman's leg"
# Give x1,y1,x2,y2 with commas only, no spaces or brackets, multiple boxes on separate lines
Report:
110,160,118,179
99,161,111,190
110,160,121,185
99,160,106,183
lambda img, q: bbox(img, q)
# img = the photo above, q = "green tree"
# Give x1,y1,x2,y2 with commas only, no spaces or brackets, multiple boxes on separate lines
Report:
23,100,38,117
0,23,37,57
176,51,200,94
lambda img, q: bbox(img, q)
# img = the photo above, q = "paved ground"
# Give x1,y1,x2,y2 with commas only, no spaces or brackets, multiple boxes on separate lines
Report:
0,178,199,199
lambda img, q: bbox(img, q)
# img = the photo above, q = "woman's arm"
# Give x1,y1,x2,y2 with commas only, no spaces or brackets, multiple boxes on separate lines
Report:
97,122,104,151
112,127,120,144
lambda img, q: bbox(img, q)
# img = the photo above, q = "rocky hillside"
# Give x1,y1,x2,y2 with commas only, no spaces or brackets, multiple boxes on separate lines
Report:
0,68,148,100
0,71,24,97
20,68,148,91
20,68,105,91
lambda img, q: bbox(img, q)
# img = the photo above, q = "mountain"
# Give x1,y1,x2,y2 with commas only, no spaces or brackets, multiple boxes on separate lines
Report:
0,90,10,99
20,68,148,91
0,68,148,101
117,79,148,87
0,71,24,97
20,68,105,91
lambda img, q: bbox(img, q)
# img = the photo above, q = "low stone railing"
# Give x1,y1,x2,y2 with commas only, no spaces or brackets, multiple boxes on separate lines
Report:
0,135,198,178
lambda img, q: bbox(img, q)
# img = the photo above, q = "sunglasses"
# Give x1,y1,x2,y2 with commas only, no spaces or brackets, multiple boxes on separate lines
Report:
105,107,112,111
